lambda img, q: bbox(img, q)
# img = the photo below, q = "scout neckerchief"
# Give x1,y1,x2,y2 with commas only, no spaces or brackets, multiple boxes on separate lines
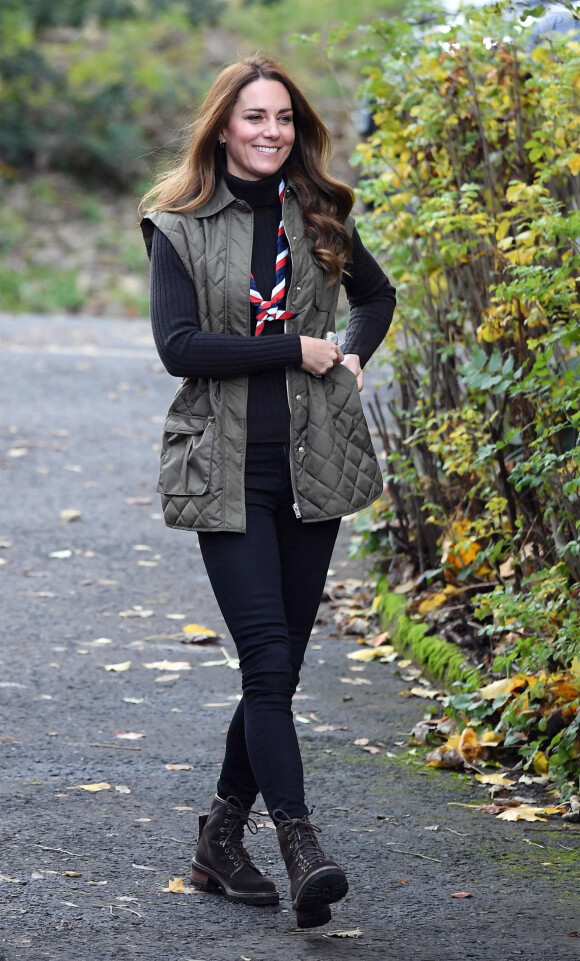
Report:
249,179,296,336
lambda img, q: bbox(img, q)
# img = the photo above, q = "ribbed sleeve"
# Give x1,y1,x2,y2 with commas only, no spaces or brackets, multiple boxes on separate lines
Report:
149,227,303,380
342,230,397,368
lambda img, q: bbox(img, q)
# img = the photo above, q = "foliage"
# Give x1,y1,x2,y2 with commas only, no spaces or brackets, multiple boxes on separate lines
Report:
0,0,399,190
346,1,580,793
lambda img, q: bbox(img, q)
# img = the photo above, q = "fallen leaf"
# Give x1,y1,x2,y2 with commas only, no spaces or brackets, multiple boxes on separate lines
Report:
49,550,72,559
123,697,144,704
104,661,131,672
155,673,181,683
354,738,369,746
347,644,394,661
365,631,391,647
451,892,473,898
61,871,82,878
68,782,111,792
166,876,185,893
60,509,82,523
165,763,193,771
144,661,191,671
116,732,144,740
115,785,131,794
404,686,442,699
479,675,527,700
7,448,28,457
132,544,153,551
496,804,565,822
200,647,239,669
321,928,364,939
119,607,154,618
340,677,372,686
363,746,380,754
124,497,152,505
475,772,515,787
182,623,217,639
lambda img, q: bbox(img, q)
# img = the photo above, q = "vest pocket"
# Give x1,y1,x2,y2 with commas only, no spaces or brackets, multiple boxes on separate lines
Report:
158,413,215,496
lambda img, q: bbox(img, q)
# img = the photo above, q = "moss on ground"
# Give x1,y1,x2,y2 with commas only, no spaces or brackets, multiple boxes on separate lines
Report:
376,577,481,690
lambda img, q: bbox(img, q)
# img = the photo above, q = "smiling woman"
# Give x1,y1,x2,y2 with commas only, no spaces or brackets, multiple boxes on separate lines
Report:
219,78,295,181
139,52,396,930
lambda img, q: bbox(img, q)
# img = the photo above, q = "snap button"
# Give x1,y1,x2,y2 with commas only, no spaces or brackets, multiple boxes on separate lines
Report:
298,446,305,453
296,285,302,292
295,394,302,401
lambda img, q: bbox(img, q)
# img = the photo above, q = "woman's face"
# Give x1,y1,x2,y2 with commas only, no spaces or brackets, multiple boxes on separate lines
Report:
220,78,295,181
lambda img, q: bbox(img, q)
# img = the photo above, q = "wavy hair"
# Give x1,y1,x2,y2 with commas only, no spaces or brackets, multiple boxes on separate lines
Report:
139,54,354,281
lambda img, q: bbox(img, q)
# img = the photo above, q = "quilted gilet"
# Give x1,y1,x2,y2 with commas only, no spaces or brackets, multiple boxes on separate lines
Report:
143,178,383,532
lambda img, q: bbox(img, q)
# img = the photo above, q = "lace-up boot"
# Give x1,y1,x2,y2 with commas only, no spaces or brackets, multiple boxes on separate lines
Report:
275,810,348,928
192,795,279,906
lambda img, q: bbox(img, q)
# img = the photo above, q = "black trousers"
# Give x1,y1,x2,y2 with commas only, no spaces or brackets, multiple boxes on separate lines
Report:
198,443,341,819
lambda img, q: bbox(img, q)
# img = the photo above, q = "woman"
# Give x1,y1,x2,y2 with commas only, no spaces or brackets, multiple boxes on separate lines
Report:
140,53,395,928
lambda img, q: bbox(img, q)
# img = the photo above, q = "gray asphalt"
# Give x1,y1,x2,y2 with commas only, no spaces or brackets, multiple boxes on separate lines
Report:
1,313,578,961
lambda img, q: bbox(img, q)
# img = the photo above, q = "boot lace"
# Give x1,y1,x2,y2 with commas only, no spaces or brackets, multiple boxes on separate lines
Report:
220,797,261,872
274,809,326,868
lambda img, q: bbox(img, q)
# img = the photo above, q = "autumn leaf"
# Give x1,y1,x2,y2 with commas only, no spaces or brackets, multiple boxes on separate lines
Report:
116,732,144,740
451,892,473,898
68,782,111,792
347,644,394,661
165,763,193,771
182,623,217,640
496,804,565,822
104,661,131,672
167,877,185,893
478,675,528,700
144,660,192,671
567,155,580,176
475,772,515,786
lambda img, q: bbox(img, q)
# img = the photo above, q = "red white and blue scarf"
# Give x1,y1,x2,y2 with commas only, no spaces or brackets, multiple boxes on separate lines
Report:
249,179,296,336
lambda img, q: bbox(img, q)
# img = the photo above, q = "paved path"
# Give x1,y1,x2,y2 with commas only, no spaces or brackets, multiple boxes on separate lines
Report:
1,314,578,960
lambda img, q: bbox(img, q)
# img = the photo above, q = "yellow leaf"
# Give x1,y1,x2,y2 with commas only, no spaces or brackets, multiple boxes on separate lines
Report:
417,591,449,615
479,675,527,700
495,804,565,822
347,645,395,661
408,686,442,699
182,623,217,637
571,657,580,678
69,782,111,792
104,661,131,672
532,751,549,775
496,219,511,241
143,661,192,671
165,763,194,771
567,155,580,176
167,877,185,893
475,772,515,786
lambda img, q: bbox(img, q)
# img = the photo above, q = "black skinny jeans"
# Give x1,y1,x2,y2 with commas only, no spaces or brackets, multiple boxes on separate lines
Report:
197,443,340,820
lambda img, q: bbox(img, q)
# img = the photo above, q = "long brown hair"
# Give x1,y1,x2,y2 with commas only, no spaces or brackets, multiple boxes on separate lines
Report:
139,54,354,281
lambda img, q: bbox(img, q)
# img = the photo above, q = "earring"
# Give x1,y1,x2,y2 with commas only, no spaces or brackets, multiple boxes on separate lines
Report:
218,140,226,148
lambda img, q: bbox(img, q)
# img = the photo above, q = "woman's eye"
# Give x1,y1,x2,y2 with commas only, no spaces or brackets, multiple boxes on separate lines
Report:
280,116,293,124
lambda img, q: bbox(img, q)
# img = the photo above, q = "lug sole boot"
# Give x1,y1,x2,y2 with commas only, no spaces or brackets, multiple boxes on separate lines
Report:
275,810,348,928
191,795,279,907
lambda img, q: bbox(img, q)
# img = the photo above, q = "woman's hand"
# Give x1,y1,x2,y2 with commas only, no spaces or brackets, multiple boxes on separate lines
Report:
341,353,363,392
299,336,344,376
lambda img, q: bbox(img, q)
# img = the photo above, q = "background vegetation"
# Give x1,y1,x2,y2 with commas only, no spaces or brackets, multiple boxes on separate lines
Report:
348,0,580,794
0,0,397,315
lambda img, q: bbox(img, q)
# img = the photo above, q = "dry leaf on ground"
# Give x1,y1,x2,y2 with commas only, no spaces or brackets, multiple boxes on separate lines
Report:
165,763,194,771
116,732,144,740
104,661,131,672
451,892,473,898
347,644,394,662
144,661,192,671
68,782,111,792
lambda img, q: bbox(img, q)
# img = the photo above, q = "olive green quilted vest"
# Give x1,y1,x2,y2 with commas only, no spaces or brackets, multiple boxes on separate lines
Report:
142,178,382,532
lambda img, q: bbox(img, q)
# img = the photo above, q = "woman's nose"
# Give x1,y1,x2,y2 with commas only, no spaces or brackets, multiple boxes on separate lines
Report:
262,118,280,139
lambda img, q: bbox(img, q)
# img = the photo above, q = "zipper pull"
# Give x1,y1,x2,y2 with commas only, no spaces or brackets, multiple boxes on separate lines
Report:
292,502,302,519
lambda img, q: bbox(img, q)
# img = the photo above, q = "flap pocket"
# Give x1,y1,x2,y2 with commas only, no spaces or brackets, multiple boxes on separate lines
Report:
158,414,215,496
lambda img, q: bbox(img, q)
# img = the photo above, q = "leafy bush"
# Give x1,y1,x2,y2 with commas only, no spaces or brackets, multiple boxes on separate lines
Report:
348,1,580,791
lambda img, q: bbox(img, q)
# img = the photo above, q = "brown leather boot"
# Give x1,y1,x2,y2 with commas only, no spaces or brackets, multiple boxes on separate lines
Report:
275,810,348,928
191,795,279,906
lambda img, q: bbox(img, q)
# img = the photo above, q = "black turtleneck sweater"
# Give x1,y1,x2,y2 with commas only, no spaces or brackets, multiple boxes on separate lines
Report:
147,169,396,443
